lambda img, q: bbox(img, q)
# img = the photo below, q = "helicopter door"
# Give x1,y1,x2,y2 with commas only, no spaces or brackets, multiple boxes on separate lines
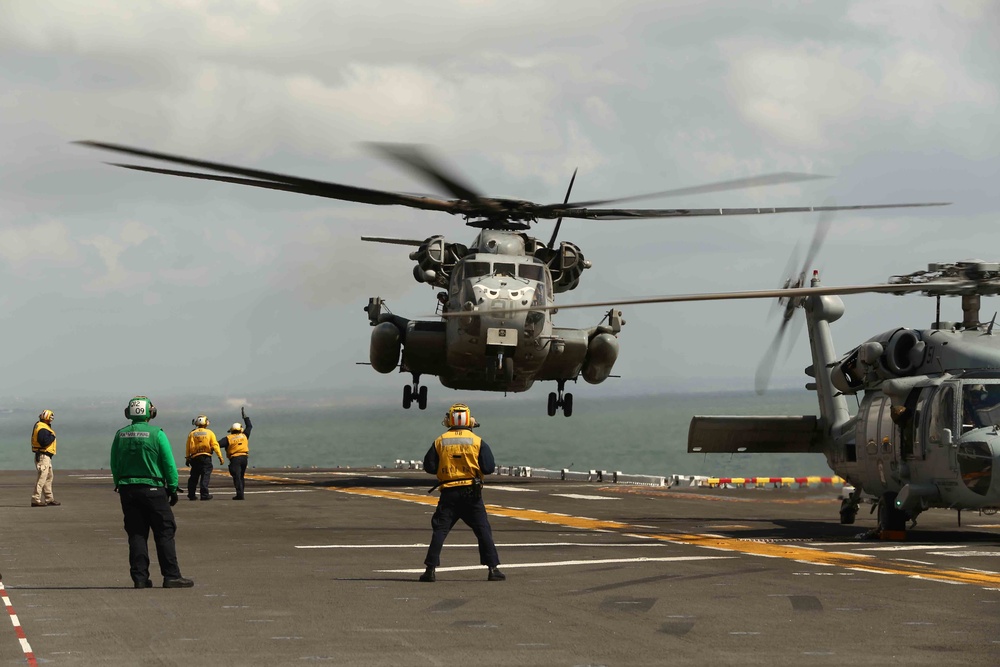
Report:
926,385,958,472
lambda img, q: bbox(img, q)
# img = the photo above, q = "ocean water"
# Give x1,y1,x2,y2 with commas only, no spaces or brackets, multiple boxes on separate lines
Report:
0,389,844,478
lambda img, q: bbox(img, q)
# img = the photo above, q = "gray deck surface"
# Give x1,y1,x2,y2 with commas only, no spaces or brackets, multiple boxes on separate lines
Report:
2,468,1000,666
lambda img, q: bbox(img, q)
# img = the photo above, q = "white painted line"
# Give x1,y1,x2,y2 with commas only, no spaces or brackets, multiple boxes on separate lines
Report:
2,582,37,667
487,486,537,493
929,550,1000,557
378,555,737,573
297,541,671,549
246,489,315,495
69,475,113,479
551,494,621,501
857,544,966,551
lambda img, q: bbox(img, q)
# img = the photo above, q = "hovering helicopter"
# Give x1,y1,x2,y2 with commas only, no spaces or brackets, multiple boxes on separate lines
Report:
76,140,945,416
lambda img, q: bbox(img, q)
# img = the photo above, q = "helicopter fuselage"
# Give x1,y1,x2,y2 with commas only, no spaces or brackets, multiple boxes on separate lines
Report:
367,228,621,414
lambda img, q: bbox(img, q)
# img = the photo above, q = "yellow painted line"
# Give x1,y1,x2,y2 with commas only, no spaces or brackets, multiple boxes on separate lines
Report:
245,474,1000,589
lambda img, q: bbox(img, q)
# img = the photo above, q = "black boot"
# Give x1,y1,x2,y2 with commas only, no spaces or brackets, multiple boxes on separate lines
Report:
419,566,435,583
488,566,506,581
163,577,195,588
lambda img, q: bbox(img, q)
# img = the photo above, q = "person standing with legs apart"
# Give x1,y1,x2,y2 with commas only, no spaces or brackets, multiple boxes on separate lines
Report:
111,396,193,589
31,410,60,507
420,403,505,583
185,415,223,501
220,407,253,500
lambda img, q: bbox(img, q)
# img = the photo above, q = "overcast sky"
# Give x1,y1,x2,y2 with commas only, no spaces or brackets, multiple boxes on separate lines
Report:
1,0,998,412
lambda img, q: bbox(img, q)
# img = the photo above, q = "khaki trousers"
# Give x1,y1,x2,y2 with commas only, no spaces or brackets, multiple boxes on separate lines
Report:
32,454,54,504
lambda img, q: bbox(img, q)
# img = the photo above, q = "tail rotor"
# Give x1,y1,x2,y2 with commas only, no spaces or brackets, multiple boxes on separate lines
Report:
755,209,833,394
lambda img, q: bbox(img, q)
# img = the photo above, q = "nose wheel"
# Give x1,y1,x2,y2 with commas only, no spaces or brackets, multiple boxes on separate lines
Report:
403,375,428,410
547,380,573,417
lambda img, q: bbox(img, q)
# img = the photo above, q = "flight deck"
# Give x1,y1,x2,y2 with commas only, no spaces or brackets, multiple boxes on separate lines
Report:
2,468,1000,666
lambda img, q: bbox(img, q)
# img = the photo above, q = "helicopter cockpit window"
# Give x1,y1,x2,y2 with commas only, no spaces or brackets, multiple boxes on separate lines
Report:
518,264,544,282
494,262,516,277
464,262,491,279
962,383,1000,432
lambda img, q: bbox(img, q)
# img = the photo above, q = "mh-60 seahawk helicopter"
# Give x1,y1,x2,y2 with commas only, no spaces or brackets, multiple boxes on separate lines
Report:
538,218,1000,536
76,140,944,417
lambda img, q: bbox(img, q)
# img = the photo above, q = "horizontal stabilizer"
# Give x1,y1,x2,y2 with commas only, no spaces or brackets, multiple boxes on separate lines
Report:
688,416,821,454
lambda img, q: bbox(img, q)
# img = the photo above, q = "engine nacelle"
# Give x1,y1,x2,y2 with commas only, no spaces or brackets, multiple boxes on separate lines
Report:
582,333,619,384
370,322,401,374
408,235,468,288
534,241,591,293
831,328,926,394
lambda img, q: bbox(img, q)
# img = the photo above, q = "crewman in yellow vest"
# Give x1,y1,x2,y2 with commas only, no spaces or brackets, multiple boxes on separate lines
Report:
219,407,253,500
30,409,61,507
419,403,504,583
185,415,224,500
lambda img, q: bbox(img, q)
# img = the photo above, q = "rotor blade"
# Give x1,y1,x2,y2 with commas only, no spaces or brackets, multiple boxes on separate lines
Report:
801,208,834,277
365,142,483,202
434,280,973,318
361,236,426,246
103,162,461,213
755,316,794,395
548,168,577,249
769,243,801,320
542,172,831,212
549,201,950,221
76,141,462,213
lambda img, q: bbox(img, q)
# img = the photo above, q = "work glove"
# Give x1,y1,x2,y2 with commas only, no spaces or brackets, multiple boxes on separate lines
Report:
241,406,247,420
114,485,119,493
169,489,179,506
185,458,191,467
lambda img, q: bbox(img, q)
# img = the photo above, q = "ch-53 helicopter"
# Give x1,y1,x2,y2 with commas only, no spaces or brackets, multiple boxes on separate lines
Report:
76,140,944,417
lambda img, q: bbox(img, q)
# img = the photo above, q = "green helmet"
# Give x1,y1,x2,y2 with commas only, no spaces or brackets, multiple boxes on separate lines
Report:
125,396,157,422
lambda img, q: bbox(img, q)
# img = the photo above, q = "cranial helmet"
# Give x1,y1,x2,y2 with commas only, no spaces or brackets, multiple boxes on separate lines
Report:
229,423,244,434
443,403,476,429
193,415,210,428
125,396,156,422
39,409,54,423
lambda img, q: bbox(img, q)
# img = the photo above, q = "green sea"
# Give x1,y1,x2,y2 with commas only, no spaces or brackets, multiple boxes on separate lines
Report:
0,389,846,479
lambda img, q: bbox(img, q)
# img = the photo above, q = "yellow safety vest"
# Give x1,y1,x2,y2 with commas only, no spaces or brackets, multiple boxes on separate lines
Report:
31,421,57,456
434,428,482,488
186,428,221,459
225,433,249,459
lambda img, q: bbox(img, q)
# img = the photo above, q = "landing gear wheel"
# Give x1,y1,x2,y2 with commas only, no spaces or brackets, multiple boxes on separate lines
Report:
877,492,907,533
417,385,428,410
403,385,413,409
503,356,514,384
562,393,573,417
547,392,558,417
839,498,858,525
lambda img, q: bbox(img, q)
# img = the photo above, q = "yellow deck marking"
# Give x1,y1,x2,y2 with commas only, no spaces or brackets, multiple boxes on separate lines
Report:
244,474,1000,589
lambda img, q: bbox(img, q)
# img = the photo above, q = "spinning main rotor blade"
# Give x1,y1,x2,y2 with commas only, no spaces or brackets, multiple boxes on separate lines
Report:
76,141,461,213
77,140,950,222
364,142,483,203
543,171,831,211
551,201,949,221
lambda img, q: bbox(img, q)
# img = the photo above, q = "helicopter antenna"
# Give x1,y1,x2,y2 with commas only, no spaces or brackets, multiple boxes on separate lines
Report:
936,295,941,328
988,312,997,335
547,168,577,248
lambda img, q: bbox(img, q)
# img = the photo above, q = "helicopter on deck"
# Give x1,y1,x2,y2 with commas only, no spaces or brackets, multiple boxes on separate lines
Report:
533,229,1000,536
77,140,945,416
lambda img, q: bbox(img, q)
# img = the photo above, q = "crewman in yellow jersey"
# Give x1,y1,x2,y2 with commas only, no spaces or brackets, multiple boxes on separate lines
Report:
219,407,253,500
185,415,223,501
30,409,61,507
419,403,505,583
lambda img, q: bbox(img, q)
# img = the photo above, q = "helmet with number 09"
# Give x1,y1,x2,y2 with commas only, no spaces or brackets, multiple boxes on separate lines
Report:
125,396,156,422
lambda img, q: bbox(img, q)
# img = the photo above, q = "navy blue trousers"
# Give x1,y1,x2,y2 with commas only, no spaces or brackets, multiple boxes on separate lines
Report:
119,485,182,584
187,456,213,499
228,456,248,497
424,487,500,568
